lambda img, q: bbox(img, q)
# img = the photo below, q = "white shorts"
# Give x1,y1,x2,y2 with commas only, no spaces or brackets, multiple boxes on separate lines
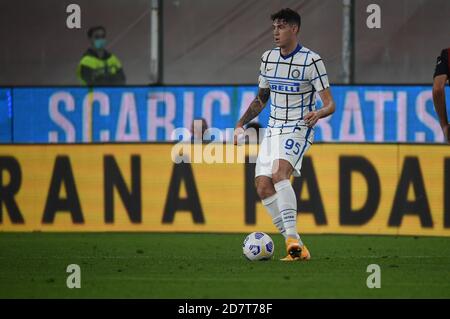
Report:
255,126,314,178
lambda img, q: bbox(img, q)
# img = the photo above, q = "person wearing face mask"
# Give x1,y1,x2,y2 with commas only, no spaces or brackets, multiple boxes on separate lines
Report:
77,26,126,86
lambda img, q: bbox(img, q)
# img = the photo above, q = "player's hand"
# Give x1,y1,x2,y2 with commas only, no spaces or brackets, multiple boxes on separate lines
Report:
234,124,244,145
304,111,320,128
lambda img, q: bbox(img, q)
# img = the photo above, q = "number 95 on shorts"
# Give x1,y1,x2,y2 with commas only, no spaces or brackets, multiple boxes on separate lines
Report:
255,129,314,178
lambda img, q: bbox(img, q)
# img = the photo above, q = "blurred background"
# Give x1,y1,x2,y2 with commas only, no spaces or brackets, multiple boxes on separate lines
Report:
1,0,449,85
0,0,449,144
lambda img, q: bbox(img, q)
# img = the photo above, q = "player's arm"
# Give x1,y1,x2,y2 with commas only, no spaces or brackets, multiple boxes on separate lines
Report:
433,75,449,141
304,88,335,128
303,56,335,128
234,87,270,144
432,49,450,143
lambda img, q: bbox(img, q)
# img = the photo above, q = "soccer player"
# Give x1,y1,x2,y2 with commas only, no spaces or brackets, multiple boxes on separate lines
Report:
433,48,450,143
234,8,335,261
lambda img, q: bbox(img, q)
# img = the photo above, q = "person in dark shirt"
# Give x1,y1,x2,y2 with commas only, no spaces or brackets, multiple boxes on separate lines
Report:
433,48,450,143
77,26,126,86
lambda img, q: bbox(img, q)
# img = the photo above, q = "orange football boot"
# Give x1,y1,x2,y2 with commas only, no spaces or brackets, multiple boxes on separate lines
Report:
280,237,311,261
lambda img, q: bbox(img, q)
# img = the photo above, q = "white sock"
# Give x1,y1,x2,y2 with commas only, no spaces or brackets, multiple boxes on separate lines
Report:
261,193,288,239
274,179,303,245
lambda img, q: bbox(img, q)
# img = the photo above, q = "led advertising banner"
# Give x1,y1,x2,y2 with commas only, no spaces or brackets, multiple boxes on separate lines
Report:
0,143,449,236
10,86,450,143
0,88,12,142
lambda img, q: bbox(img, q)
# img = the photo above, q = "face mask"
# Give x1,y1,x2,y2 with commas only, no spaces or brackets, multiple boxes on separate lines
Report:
94,38,106,50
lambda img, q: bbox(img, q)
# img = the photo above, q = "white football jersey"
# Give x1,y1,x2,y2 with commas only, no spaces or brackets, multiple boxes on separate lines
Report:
258,44,329,135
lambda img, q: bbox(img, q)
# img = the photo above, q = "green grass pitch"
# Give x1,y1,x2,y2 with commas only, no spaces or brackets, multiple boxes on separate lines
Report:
0,233,449,298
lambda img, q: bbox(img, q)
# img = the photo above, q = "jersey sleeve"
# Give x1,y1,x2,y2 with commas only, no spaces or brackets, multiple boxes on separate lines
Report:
434,49,449,78
258,53,270,89
307,54,330,92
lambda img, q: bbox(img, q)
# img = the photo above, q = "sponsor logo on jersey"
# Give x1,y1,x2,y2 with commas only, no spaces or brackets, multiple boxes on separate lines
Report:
269,80,300,92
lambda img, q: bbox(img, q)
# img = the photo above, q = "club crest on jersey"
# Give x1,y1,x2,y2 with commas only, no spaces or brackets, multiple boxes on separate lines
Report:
291,69,301,78
269,80,300,92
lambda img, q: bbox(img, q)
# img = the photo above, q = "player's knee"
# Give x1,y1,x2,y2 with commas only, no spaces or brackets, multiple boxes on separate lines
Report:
255,179,275,200
256,185,274,200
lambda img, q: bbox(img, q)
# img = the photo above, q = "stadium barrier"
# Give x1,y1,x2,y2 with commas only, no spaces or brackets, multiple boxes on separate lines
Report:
1,85,450,143
0,143,449,236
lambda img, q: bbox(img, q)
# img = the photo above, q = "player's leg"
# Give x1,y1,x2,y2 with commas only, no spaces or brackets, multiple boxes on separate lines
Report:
255,176,288,239
271,131,312,261
271,159,299,241
272,159,310,261
254,136,288,239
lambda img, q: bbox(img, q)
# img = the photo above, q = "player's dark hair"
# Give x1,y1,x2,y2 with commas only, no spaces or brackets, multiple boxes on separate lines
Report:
271,8,301,31
87,26,106,38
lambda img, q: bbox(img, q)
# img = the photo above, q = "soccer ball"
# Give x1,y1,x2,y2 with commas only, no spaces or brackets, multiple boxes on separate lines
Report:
242,232,274,261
